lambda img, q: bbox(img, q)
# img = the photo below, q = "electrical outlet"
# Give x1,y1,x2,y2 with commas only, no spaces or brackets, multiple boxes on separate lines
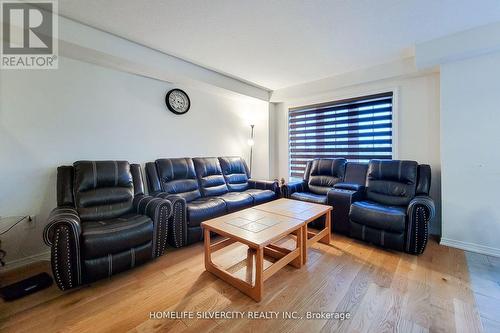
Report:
24,215,37,230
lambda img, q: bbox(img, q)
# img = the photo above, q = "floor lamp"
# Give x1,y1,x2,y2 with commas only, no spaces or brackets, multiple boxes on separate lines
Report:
248,124,255,175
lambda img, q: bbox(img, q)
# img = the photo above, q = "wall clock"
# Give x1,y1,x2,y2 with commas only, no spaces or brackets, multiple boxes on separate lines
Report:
165,89,190,115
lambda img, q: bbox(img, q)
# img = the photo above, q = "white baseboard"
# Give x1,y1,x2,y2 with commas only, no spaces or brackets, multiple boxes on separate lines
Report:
1,251,51,272
440,238,500,258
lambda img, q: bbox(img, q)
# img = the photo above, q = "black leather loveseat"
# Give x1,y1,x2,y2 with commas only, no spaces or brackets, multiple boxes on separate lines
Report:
43,161,172,290
284,158,435,254
282,158,368,235
145,156,280,247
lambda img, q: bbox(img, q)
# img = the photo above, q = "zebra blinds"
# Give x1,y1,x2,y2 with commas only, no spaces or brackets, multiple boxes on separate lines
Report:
289,92,393,179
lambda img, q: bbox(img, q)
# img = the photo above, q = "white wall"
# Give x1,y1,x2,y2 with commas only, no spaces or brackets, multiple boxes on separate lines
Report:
440,51,500,256
270,73,441,235
0,56,269,265
414,21,500,256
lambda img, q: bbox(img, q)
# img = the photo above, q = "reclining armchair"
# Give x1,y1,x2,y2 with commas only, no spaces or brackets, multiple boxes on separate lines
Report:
282,158,349,229
43,161,172,290
145,156,280,248
283,158,347,204
349,160,435,254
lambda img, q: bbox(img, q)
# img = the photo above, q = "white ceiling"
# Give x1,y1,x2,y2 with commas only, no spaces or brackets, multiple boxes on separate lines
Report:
59,0,500,90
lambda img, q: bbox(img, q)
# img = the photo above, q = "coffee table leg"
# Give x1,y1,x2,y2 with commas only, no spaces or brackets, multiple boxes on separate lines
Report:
204,228,212,269
254,246,264,302
246,248,254,283
319,212,332,244
291,226,303,268
302,225,308,265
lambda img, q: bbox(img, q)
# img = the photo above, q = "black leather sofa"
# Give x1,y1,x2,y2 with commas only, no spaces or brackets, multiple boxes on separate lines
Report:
43,161,172,290
145,156,280,247
284,158,435,254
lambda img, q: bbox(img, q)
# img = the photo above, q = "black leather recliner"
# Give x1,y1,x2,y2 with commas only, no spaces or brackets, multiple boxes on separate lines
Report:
43,161,172,290
145,156,280,247
282,158,358,230
286,158,347,204
349,160,435,254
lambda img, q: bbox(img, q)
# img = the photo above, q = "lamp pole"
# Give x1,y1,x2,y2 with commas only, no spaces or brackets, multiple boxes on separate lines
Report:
249,124,255,175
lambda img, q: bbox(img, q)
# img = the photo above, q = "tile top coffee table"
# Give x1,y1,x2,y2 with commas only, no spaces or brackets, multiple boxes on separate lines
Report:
201,199,331,302
254,198,332,264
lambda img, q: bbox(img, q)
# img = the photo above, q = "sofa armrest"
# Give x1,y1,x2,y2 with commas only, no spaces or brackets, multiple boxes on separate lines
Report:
43,207,82,290
282,180,307,198
133,195,172,257
248,179,280,197
406,196,436,255
155,193,187,248
407,196,436,220
326,187,365,235
333,182,366,192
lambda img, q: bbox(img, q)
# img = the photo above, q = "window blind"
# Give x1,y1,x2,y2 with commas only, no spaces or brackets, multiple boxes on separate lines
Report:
289,92,393,179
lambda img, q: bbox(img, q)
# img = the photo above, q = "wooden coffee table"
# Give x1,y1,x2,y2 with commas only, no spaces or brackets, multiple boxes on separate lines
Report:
202,208,304,302
201,199,332,301
254,198,332,264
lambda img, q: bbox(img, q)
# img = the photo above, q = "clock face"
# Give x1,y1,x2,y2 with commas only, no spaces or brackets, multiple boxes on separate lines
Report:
166,89,190,115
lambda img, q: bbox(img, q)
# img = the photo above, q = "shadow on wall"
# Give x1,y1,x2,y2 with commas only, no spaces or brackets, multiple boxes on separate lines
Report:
430,165,442,236
0,135,57,265
442,201,499,252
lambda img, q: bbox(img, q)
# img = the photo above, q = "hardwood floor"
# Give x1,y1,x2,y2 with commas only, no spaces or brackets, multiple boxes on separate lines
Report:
1,234,499,333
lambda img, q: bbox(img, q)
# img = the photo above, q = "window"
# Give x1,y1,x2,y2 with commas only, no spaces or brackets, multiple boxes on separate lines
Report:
289,92,393,179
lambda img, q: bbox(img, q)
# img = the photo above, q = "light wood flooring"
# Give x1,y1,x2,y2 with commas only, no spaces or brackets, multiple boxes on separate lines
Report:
1,234,499,333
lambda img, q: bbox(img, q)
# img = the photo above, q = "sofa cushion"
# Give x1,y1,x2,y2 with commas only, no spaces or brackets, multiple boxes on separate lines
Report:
155,158,201,202
83,242,152,283
349,201,406,233
244,189,276,205
187,197,227,227
216,192,253,213
73,161,134,221
366,160,418,206
193,157,229,197
290,192,327,204
308,158,347,195
218,156,251,192
82,214,153,259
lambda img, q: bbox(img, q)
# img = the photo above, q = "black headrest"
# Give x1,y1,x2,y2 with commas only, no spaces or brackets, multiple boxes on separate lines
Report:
218,156,250,177
365,159,418,206
193,157,223,177
73,160,132,193
71,161,135,221
310,158,347,178
155,158,197,182
367,160,417,185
